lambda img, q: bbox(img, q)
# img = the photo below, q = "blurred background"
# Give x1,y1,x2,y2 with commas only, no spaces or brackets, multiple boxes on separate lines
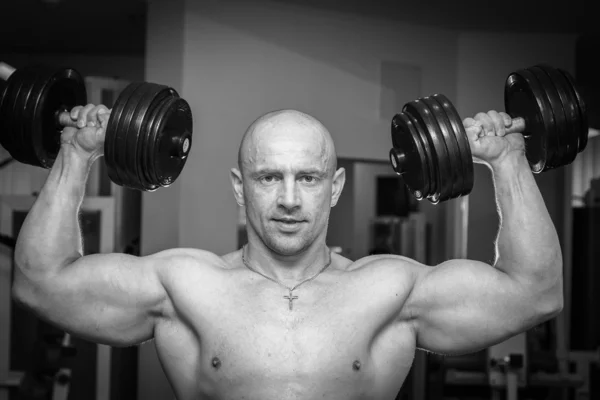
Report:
0,0,599,399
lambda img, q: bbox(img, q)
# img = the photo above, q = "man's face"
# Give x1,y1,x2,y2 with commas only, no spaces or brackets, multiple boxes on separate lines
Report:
234,119,343,256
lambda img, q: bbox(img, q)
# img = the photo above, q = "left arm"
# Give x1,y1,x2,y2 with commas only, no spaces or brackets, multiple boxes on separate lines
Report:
399,111,563,355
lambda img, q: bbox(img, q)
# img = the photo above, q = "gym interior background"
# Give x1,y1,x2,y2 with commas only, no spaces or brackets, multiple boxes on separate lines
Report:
0,0,599,399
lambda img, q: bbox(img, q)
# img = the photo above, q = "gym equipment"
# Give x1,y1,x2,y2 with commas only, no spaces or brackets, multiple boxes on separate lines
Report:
388,64,588,204
0,62,193,191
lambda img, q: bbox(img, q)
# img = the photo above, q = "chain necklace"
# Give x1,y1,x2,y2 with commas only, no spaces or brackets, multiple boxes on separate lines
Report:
241,244,332,310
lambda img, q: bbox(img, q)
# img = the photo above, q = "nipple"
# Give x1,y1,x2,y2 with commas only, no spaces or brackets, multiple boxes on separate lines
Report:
352,360,361,371
211,357,221,369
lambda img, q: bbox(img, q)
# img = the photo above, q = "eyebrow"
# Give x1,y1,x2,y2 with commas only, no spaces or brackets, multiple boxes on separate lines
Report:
252,168,328,178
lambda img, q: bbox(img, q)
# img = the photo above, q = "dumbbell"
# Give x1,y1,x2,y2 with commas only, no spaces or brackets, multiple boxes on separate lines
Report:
388,64,588,204
0,62,193,191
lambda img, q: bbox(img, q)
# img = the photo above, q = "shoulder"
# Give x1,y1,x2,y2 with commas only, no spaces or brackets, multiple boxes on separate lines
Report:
146,248,234,283
343,254,429,290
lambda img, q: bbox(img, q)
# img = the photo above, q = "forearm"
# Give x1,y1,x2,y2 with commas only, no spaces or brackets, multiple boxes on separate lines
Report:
14,145,93,279
491,151,562,294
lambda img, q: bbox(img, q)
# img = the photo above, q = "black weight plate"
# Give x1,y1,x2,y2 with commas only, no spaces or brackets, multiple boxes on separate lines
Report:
412,98,456,203
528,65,568,169
144,91,176,187
0,67,29,158
516,68,558,172
422,96,464,200
406,111,436,198
505,70,551,173
0,73,13,154
404,100,451,204
536,65,580,166
128,83,168,190
105,82,143,186
22,66,56,167
391,112,429,199
24,66,62,167
115,83,151,189
140,88,172,191
11,66,40,165
37,68,87,168
152,96,193,187
558,68,588,153
433,94,474,197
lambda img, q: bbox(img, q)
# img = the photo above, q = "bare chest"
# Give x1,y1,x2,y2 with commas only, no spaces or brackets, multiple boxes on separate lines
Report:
157,266,416,399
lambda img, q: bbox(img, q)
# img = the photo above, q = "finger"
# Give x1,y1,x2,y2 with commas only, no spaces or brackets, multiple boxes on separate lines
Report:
474,112,494,137
488,110,505,137
86,105,109,127
89,105,110,123
98,112,110,128
70,106,83,121
500,112,512,128
463,117,483,142
77,104,95,128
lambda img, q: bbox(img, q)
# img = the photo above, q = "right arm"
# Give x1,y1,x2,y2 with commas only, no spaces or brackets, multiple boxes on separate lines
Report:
13,105,172,347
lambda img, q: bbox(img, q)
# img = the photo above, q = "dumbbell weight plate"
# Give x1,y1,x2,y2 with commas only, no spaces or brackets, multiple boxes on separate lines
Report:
404,100,452,204
21,66,54,167
115,82,151,189
433,94,474,197
559,69,588,153
133,85,171,191
528,66,568,170
536,65,580,166
505,70,551,173
122,83,166,190
517,68,560,172
31,67,86,168
0,67,31,161
9,68,35,164
105,82,143,186
150,95,193,187
406,112,437,198
390,112,430,200
140,89,173,191
422,95,465,200
145,93,176,187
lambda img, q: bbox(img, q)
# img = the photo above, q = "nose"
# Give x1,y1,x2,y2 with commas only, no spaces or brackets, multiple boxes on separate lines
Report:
277,178,301,210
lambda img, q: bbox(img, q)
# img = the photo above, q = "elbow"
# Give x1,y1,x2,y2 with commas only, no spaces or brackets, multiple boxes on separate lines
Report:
11,278,38,311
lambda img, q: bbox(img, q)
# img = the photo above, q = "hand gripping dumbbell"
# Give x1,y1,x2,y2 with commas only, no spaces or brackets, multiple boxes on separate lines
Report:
388,64,588,204
0,62,193,191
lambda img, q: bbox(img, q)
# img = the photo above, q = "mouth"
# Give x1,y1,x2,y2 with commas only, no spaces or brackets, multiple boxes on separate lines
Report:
273,218,305,225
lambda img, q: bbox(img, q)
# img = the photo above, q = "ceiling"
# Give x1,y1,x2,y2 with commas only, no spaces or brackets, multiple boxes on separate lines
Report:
0,0,596,56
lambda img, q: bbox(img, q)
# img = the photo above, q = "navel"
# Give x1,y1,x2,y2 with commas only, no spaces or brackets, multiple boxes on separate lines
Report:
352,360,361,371
211,357,222,369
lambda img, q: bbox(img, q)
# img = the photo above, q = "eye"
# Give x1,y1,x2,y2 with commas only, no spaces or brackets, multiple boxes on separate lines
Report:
259,175,279,184
301,176,318,184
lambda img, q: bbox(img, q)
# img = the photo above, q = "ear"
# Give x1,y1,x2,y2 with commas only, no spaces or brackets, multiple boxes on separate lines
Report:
330,167,346,207
230,168,245,206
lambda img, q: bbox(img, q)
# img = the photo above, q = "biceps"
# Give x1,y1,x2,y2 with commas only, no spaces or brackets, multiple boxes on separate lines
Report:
15,253,167,347
407,260,537,355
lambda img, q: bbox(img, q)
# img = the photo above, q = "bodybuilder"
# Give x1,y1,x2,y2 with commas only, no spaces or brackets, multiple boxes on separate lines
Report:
13,104,563,399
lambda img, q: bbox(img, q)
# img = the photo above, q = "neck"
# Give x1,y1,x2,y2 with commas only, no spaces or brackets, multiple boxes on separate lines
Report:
242,241,331,284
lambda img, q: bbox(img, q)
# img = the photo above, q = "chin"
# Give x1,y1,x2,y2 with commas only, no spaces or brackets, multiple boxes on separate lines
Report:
264,235,310,256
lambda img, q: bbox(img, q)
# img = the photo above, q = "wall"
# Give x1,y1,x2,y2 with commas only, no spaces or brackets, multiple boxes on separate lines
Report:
326,159,355,257
137,0,186,399
456,33,578,263
139,1,578,398
0,53,144,82
176,0,459,256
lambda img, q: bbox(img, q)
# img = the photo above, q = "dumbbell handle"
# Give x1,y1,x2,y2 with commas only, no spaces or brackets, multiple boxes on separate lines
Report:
55,109,112,129
466,116,526,136
57,111,83,128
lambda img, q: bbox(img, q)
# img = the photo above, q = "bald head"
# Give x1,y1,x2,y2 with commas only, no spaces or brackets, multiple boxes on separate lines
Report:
237,109,337,176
